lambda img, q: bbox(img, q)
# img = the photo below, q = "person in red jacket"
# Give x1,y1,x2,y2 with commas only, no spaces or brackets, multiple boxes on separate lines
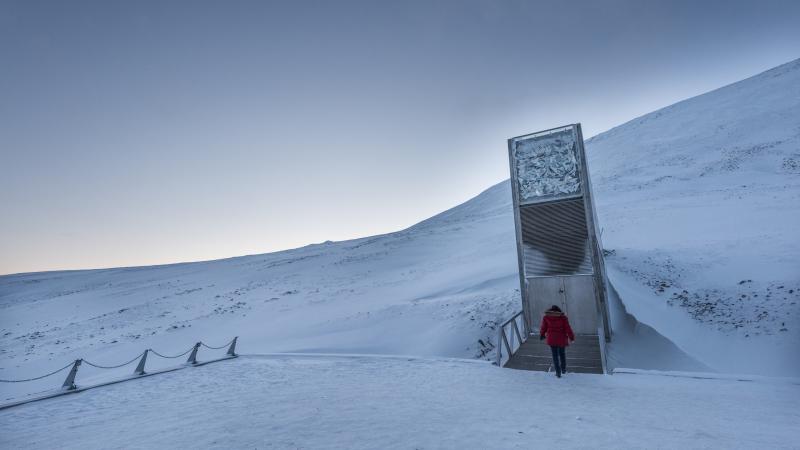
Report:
539,305,575,378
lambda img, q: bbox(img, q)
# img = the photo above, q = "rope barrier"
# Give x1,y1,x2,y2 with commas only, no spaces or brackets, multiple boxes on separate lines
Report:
200,338,235,350
149,346,194,359
0,361,75,383
0,336,236,387
83,351,146,369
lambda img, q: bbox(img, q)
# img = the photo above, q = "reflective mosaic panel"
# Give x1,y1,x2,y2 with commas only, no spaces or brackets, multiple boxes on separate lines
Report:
514,128,581,203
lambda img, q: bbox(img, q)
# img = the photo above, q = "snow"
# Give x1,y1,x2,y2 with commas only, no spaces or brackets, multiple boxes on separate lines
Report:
1,355,798,449
587,58,800,375
2,57,799,413
0,183,522,400
604,278,712,372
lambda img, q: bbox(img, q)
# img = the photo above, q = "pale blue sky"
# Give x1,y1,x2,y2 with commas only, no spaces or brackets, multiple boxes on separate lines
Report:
1,0,799,275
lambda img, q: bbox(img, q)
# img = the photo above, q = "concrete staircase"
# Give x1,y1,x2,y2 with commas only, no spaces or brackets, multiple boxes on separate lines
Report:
504,334,604,374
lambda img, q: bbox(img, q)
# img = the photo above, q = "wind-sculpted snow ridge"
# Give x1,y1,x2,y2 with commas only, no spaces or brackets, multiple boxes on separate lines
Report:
1,59,799,395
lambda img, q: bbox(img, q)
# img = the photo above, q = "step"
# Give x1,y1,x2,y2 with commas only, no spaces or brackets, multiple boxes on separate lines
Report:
510,355,603,365
505,334,604,374
504,362,604,374
523,339,600,348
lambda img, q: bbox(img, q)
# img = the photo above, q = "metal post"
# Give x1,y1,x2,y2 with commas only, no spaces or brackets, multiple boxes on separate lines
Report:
187,342,200,365
512,319,523,349
134,350,148,375
226,336,238,356
62,359,81,390
501,328,513,366
522,279,531,336
495,328,503,366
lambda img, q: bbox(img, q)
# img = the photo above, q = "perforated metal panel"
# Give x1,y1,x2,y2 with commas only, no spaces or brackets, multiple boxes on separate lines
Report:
520,198,592,276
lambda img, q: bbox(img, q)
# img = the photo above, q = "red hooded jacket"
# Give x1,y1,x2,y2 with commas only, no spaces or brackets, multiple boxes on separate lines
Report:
540,311,575,347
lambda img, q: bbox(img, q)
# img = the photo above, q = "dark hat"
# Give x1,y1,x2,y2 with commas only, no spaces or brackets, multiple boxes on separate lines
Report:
549,305,562,313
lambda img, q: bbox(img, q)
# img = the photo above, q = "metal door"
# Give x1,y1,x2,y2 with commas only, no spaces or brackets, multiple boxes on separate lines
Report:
527,275,598,335
527,276,565,333
562,275,598,334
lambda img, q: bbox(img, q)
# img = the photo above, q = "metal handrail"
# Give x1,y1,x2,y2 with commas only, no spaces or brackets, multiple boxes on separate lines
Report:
495,311,528,366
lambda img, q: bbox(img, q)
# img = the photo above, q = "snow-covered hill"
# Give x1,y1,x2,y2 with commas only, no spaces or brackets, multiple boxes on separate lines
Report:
588,58,800,375
0,181,523,400
1,59,799,396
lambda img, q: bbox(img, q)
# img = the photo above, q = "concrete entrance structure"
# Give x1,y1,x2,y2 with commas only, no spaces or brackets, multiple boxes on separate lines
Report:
506,124,611,373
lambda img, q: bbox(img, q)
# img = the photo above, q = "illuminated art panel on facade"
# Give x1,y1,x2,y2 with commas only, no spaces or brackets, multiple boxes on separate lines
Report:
513,127,581,204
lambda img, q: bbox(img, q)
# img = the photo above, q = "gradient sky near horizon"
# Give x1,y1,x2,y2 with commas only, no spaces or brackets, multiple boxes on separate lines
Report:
1,0,799,275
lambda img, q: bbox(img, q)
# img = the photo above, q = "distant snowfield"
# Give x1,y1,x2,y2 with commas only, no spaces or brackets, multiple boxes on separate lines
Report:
1,58,799,406
1,355,798,450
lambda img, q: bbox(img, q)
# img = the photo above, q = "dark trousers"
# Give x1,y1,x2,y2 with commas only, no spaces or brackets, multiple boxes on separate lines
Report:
550,346,566,375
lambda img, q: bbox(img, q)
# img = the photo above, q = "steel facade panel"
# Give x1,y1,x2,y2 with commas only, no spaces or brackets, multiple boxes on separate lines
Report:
520,198,592,276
